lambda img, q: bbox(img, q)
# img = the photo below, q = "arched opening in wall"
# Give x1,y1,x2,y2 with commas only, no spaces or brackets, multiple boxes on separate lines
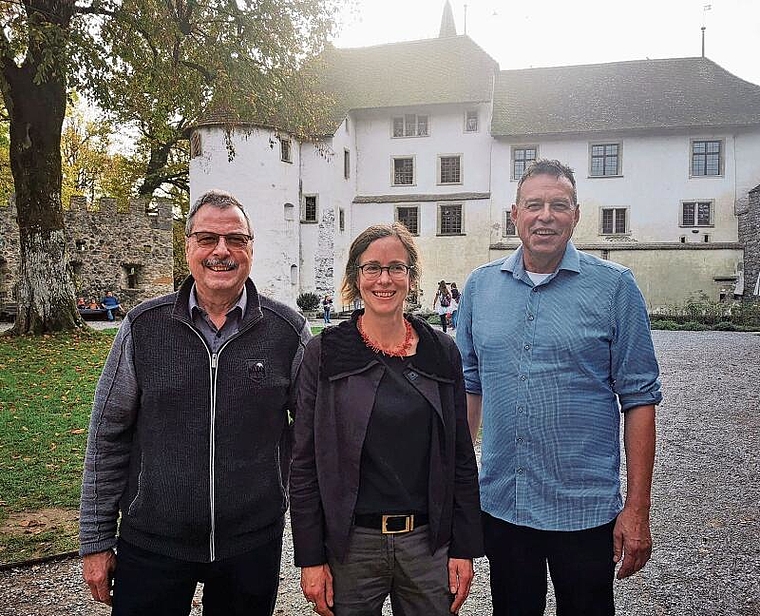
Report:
284,203,295,221
123,264,142,289
290,264,298,285
70,261,84,293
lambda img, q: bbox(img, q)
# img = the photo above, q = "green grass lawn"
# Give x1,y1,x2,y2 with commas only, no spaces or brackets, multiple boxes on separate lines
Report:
0,324,324,564
0,329,115,563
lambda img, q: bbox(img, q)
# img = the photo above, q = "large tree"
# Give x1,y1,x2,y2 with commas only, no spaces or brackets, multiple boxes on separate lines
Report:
0,0,341,334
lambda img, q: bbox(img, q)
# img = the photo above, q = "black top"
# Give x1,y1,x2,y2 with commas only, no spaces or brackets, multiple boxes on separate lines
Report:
354,354,432,516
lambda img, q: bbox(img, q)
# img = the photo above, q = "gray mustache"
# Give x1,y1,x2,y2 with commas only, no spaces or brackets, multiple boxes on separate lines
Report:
203,259,238,269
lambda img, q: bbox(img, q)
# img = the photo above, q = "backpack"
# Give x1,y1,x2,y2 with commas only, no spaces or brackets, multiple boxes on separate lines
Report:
440,293,450,307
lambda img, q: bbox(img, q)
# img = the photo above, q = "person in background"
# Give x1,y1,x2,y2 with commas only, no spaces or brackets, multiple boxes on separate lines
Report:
322,294,333,325
449,282,460,330
457,159,662,615
291,223,483,616
77,297,86,310
99,291,122,321
432,280,451,333
80,189,311,616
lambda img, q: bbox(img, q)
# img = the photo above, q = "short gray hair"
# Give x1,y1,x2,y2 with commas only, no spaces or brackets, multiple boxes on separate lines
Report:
185,190,253,236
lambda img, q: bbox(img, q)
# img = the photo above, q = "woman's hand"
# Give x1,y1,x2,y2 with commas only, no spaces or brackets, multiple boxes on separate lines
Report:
301,564,335,616
448,557,474,614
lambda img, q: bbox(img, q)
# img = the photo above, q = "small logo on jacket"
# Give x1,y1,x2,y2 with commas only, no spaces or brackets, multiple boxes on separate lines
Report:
246,359,267,381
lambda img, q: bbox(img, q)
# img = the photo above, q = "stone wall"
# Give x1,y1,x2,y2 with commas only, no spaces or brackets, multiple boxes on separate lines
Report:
738,185,760,302
0,195,174,310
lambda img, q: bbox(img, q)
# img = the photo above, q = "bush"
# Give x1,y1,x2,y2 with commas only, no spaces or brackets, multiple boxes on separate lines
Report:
296,292,320,312
680,321,710,331
713,321,738,331
650,319,682,330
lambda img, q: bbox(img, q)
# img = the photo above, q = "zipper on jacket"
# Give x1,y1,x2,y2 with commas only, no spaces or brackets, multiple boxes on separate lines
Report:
181,316,260,563
209,351,218,562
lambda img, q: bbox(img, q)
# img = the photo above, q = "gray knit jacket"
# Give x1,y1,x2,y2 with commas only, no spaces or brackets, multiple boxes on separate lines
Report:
79,277,310,562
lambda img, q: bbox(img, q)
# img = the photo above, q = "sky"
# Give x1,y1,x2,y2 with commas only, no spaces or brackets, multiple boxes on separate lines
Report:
333,0,760,86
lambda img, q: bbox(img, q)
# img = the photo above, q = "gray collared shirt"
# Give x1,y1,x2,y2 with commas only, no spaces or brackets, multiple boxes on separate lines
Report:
189,284,247,353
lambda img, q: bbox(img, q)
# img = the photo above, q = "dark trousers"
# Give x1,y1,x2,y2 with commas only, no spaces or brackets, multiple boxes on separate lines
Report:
327,525,452,615
483,512,616,616
439,313,448,332
112,535,283,616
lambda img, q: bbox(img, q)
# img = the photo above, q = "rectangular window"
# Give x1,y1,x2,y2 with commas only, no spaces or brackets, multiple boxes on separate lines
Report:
681,201,713,227
590,143,620,177
691,140,722,176
502,210,516,236
280,138,292,163
396,206,419,235
392,157,415,186
438,155,462,184
339,208,345,232
465,110,478,132
438,203,463,235
392,114,429,137
190,131,202,159
344,149,350,179
303,195,317,223
512,146,537,180
600,207,628,234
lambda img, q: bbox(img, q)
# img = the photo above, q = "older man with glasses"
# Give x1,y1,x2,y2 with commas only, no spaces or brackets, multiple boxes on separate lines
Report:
79,189,311,616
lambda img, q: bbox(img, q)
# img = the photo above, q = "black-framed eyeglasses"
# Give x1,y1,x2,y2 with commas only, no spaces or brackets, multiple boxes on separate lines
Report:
187,231,253,249
356,263,413,280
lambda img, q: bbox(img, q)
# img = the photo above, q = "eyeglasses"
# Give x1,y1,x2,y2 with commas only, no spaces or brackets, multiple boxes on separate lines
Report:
187,232,253,249
356,263,413,279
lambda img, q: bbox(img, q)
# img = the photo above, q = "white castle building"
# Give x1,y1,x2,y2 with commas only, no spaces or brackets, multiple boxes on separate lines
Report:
188,7,760,311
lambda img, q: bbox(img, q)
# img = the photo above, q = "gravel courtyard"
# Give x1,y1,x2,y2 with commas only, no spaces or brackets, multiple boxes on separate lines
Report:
1,330,758,615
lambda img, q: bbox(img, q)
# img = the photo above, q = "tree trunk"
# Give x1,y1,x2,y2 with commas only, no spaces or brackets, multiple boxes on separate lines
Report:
1,1,83,334
138,142,175,197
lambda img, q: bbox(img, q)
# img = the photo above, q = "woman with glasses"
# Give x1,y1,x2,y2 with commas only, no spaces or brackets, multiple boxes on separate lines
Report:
290,223,483,616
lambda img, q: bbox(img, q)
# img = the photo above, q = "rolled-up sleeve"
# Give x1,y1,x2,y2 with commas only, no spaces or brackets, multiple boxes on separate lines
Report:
610,270,663,411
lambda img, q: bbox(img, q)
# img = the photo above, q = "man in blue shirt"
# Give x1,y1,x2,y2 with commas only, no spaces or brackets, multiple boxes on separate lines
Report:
100,291,122,321
457,159,661,615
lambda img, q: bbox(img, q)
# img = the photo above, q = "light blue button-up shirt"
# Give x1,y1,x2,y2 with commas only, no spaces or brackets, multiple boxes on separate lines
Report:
456,242,662,531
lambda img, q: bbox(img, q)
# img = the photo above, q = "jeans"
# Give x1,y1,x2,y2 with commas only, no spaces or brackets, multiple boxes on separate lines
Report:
483,512,616,616
112,535,282,616
324,307,331,323
327,525,453,615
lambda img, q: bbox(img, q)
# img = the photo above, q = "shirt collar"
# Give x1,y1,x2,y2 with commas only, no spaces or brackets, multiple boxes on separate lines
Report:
502,241,581,282
189,284,247,318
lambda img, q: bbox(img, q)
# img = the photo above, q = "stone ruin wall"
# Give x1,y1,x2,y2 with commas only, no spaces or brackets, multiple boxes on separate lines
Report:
0,195,174,310
738,186,760,302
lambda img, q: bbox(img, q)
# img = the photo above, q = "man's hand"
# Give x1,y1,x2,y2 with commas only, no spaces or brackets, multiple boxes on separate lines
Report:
83,549,116,605
613,505,652,579
448,557,474,613
301,564,334,616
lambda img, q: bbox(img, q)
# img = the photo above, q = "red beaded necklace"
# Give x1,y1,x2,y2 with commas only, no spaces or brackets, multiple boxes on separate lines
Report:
357,315,413,358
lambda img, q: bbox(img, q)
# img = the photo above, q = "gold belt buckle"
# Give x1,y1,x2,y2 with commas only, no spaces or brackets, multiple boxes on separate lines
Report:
381,514,414,534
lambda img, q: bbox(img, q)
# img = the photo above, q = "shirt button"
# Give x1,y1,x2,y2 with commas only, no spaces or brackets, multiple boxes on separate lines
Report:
516,467,524,474
524,344,531,350
519,375,527,381
408,371,418,381
527,314,534,321
532,287,539,293
517,406,524,413
516,437,523,444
